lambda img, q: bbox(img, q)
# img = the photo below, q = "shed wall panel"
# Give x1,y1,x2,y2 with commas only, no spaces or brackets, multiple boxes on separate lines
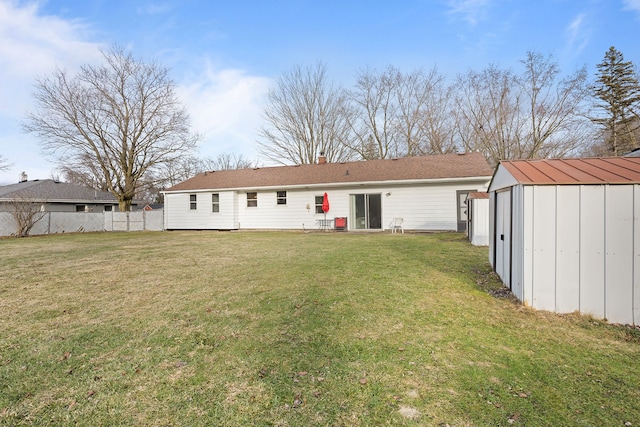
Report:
634,185,640,325
605,185,634,324
579,186,605,319
490,162,640,324
489,166,520,191
511,185,525,302
469,198,489,246
555,186,581,313
531,186,556,311
521,186,534,305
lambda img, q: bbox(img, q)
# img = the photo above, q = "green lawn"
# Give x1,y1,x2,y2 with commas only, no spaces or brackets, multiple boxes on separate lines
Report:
0,231,638,426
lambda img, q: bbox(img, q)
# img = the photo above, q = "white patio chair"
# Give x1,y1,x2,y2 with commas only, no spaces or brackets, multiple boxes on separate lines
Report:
390,217,404,233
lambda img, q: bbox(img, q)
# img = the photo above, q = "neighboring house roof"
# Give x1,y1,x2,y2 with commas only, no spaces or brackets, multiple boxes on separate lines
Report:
165,153,493,192
467,191,489,199
497,157,640,185
0,179,118,203
142,203,164,210
625,148,640,157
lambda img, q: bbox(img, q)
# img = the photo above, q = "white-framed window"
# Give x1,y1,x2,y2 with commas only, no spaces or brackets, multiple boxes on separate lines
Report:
247,192,257,207
314,195,324,214
190,194,197,210
212,193,220,212
76,205,86,212
104,205,113,212
277,191,287,205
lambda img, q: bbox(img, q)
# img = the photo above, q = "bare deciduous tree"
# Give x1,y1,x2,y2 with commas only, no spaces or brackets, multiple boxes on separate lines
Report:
8,195,46,237
453,65,523,165
347,66,456,159
203,153,256,171
24,46,199,211
347,66,400,159
519,51,591,159
395,67,457,156
0,154,11,172
258,63,355,164
143,153,256,203
453,53,589,166
58,152,110,192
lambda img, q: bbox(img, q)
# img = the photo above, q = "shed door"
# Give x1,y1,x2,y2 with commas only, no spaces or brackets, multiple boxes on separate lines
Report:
495,189,511,288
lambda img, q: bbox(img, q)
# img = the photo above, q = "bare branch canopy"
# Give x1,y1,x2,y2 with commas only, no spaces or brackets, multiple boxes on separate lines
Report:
257,63,355,165
23,46,199,211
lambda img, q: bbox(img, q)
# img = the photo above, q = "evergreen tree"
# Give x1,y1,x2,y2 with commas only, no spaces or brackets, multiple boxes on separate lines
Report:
591,46,640,156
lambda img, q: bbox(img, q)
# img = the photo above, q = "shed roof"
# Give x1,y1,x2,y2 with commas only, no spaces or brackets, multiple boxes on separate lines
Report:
625,148,640,157
498,157,640,185
467,191,489,199
165,152,493,192
0,179,117,202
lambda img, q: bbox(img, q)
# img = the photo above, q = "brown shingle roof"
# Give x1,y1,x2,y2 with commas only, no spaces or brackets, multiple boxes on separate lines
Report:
500,157,640,184
165,153,493,192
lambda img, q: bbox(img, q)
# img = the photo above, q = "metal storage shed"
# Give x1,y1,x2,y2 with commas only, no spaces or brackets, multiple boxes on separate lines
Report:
488,157,640,325
466,192,489,246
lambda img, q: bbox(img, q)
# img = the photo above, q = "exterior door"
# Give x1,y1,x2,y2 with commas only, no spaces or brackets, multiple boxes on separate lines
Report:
456,190,476,232
352,194,382,230
494,189,511,288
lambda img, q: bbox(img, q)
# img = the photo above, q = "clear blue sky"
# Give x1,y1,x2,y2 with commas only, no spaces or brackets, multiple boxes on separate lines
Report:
1,0,640,184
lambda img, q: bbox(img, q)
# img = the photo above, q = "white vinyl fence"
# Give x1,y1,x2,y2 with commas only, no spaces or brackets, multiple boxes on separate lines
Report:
0,210,164,237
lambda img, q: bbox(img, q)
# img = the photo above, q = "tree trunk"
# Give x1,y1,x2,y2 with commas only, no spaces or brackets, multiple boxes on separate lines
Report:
118,199,132,212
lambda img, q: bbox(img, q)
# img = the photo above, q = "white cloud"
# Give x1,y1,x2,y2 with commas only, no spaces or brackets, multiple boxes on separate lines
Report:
446,0,491,26
136,3,173,15
0,0,103,183
0,1,273,183
623,0,640,12
563,13,590,59
0,0,103,116
176,62,273,160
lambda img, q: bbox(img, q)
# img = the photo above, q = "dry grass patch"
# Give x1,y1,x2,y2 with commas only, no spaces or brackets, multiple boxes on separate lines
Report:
1,231,639,426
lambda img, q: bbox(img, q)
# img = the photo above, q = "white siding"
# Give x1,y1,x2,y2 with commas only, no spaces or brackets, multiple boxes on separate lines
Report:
605,185,634,324
165,191,237,230
166,179,489,232
237,189,342,230
580,185,605,319
382,183,484,231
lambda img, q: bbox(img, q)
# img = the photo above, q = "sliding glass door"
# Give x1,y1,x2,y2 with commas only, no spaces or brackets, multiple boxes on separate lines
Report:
351,193,381,230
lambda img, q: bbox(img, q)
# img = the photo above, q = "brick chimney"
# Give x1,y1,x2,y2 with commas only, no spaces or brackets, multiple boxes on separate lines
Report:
318,151,327,164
